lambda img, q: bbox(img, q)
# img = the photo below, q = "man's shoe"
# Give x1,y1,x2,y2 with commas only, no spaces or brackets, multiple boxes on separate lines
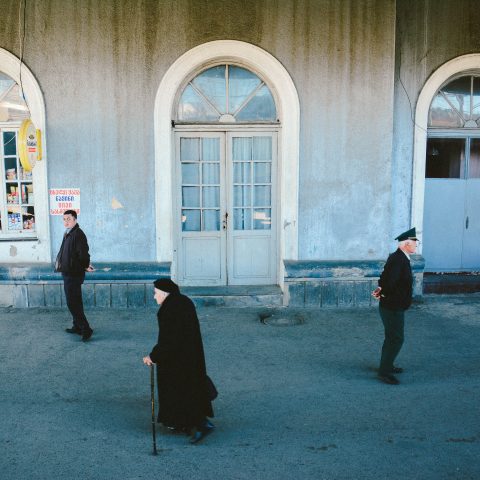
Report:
82,329,93,342
189,420,215,444
378,374,400,385
391,366,404,374
65,327,81,335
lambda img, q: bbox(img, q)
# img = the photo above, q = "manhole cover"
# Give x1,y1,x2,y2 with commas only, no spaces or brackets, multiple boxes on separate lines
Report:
260,314,304,326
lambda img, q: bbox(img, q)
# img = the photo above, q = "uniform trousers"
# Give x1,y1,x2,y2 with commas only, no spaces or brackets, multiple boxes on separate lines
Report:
62,273,91,334
378,306,405,376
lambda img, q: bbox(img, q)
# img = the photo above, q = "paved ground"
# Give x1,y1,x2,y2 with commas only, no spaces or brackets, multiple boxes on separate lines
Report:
1,294,480,480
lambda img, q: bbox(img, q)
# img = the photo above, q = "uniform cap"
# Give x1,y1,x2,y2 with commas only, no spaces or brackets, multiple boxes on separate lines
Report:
395,227,418,242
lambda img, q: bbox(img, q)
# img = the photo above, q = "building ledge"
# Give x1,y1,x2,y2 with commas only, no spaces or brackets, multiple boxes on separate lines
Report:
0,262,171,283
284,256,425,279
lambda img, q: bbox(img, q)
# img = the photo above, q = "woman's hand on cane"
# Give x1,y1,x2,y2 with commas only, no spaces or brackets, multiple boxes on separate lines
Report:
143,355,154,366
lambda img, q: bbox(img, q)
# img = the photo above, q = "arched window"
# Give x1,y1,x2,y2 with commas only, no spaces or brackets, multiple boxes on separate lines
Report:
427,75,480,179
176,64,277,123
0,71,36,236
429,75,480,128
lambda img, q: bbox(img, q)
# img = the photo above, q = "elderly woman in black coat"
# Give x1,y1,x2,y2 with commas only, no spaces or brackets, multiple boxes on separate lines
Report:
143,279,214,444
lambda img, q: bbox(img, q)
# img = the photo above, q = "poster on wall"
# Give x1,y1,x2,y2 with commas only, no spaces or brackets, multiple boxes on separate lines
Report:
49,188,80,215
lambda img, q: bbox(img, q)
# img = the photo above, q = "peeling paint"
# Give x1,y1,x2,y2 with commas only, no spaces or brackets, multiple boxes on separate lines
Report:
111,197,124,209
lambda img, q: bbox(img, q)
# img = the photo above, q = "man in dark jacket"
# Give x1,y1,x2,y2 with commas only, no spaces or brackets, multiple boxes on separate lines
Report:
372,227,418,385
55,210,94,341
143,278,215,444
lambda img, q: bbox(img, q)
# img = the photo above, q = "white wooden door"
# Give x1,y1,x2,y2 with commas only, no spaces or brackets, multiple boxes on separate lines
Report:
176,133,226,285
423,137,480,271
462,178,480,268
423,179,466,270
175,131,277,285
227,132,277,285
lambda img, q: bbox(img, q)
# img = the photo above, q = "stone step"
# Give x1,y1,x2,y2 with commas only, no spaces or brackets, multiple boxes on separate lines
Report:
183,285,283,308
423,273,480,294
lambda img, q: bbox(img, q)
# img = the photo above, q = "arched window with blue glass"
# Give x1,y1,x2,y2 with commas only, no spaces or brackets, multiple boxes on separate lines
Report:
176,64,278,123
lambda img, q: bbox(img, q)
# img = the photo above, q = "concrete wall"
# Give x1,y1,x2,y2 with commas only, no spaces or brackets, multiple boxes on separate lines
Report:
0,0,396,264
392,0,480,237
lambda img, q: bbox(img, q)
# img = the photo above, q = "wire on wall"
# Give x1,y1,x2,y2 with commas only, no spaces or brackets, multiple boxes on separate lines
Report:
17,0,31,115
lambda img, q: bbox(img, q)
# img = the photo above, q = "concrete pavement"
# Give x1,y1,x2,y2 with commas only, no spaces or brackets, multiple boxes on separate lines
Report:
1,294,480,480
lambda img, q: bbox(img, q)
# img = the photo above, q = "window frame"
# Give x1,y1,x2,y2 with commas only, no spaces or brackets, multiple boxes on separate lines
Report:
0,48,50,262
174,62,280,125
0,122,38,239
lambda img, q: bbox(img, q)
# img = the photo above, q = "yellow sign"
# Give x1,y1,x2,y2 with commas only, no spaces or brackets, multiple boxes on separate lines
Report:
19,119,42,171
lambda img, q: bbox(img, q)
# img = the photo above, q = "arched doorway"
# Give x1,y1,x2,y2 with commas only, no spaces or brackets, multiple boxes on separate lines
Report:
154,41,300,286
0,48,49,262
174,64,278,285
413,55,480,273
423,75,480,270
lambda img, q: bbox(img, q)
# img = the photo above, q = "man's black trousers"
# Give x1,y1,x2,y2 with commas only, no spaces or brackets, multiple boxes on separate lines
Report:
62,273,91,334
378,305,405,376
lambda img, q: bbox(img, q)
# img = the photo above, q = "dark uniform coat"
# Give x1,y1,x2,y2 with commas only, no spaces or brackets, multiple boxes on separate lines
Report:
149,292,213,429
378,248,413,311
55,223,90,275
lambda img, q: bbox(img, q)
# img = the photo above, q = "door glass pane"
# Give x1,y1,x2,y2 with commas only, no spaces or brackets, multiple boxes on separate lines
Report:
234,162,251,183
234,185,251,207
470,139,480,178
181,163,199,184
253,136,272,160
182,186,200,207
253,208,271,230
180,138,200,161
473,77,480,124
253,186,271,207
236,85,276,122
203,210,220,231
202,163,219,184
182,210,200,231
202,186,219,208
232,137,251,161
228,66,262,114
191,66,226,114
234,208,252,230
254,163,271,183
177,85,218,122
425,138,466,178
202,138,220,161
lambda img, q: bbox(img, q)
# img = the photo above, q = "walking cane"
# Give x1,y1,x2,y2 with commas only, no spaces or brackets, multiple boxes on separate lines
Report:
150,365,158,455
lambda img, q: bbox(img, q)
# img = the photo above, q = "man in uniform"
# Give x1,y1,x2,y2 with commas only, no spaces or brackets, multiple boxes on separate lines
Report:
372,227,418,385
55,210,94,341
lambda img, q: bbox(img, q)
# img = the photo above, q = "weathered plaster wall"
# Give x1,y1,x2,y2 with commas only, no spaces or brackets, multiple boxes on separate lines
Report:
0,0,396,262
392,0,480,245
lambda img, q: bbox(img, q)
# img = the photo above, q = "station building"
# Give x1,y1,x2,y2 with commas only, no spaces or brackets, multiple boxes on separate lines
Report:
0,0,479,307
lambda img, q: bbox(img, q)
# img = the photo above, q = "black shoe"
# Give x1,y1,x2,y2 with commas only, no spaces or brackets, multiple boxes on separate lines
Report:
378,374,400,385
65,327,81,335
189,421,215,444
391,366,404,374
82,329,93,342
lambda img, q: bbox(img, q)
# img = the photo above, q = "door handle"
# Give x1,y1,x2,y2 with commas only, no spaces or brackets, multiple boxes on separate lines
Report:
465,216,469,229
222,212,229,230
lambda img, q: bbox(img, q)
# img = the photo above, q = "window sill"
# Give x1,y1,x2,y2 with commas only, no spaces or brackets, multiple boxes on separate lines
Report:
0,236,38,242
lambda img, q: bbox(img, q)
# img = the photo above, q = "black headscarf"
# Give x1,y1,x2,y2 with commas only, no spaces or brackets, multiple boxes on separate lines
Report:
153,278,180,294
